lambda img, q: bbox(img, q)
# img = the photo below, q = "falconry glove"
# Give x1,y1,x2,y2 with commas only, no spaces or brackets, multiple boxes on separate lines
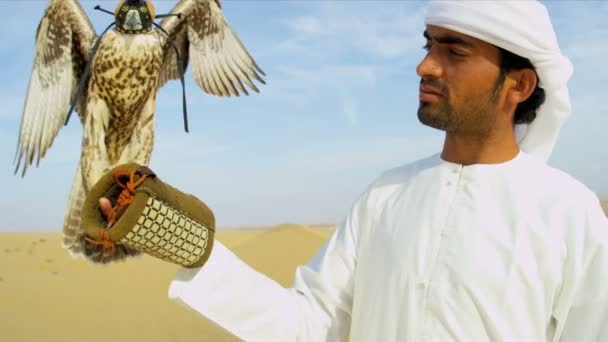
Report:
81,163,215,268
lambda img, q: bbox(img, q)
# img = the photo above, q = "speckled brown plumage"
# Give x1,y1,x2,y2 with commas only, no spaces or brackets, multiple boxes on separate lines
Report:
89,31,162,166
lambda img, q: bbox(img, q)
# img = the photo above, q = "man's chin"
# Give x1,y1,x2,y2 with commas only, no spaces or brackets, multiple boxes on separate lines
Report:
417,107,448,131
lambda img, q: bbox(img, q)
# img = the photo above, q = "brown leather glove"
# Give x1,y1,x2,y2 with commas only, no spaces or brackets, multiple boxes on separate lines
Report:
81,163,215,268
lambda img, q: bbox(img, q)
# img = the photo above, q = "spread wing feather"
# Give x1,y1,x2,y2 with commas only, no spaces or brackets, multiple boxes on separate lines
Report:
157,0,265,96
15,0,96,176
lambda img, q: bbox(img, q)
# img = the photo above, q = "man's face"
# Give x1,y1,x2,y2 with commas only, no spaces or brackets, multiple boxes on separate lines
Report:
417,25,505,135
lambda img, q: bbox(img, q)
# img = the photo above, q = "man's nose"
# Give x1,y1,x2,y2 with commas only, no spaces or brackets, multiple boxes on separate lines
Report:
416,53,443,79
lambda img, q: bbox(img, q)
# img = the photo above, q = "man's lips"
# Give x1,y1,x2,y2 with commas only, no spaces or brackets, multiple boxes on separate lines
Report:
419,85,443,101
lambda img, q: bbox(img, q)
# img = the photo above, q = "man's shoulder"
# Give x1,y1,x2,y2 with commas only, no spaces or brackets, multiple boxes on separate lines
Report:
367,153,441,192
521,152,600,208
349,153,441,219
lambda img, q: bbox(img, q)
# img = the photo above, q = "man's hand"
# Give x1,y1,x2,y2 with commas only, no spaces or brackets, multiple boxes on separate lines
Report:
99,198,113,223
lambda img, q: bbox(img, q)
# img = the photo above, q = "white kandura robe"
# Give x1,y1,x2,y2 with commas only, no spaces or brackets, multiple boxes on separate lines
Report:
169,151,608,342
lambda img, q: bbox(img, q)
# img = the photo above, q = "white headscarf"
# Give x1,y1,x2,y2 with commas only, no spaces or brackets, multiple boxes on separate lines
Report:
424,0,573,162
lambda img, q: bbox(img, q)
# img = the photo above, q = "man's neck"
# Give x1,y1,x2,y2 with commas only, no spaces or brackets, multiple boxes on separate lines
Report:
441,129,520,166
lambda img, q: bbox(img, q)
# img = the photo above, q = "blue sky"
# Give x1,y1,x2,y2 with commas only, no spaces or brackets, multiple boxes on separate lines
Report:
0,0,606,232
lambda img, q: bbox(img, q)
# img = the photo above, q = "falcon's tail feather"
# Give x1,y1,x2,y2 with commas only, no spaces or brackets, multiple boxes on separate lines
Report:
61,163,87,255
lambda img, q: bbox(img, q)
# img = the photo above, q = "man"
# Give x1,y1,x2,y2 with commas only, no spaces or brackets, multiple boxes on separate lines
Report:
159,1,608,341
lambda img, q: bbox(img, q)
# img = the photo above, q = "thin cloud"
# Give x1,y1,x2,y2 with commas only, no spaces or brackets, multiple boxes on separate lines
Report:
342,96,358,126
153,137,232,165
259,63,382,117
288,16,324,35
283,134,443,173
0,94,25,120
282,1,426,60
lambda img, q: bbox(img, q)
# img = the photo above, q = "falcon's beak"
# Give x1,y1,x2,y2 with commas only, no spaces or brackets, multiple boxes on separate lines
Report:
123,10,143,31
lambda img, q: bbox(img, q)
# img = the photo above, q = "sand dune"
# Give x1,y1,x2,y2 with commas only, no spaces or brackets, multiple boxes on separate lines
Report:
231,224,333,287
0,225,334,342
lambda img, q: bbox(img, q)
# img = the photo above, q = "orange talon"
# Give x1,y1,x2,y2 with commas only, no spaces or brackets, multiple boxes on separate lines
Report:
106,168,151,227
85,228,116,256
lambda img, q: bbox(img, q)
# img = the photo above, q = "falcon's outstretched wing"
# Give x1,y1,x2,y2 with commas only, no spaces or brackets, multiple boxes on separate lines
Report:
15,0,96,176
157,0,265,96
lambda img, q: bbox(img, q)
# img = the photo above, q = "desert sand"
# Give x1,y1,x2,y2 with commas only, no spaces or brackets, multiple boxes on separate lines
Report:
0,224,335,342
2,202,607,342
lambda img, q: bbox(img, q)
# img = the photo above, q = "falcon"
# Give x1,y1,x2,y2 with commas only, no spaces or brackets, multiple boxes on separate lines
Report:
14,0,265,263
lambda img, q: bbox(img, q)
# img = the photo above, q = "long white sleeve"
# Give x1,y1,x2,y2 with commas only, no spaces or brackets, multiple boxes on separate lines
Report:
553,196,608,341
168,197,364,341
169,152,608,342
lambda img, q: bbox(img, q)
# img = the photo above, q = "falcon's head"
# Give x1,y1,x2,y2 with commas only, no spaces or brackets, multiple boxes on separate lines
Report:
114,0,156,34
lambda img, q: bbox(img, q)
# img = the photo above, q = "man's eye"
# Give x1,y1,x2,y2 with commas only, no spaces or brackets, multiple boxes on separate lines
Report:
449,49,467,57
422,43,431,51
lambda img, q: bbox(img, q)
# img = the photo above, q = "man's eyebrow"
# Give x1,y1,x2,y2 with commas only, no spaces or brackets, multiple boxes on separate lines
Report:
423,30,475,48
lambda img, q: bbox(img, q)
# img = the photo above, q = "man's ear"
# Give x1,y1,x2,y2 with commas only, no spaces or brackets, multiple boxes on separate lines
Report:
507,68,537,105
